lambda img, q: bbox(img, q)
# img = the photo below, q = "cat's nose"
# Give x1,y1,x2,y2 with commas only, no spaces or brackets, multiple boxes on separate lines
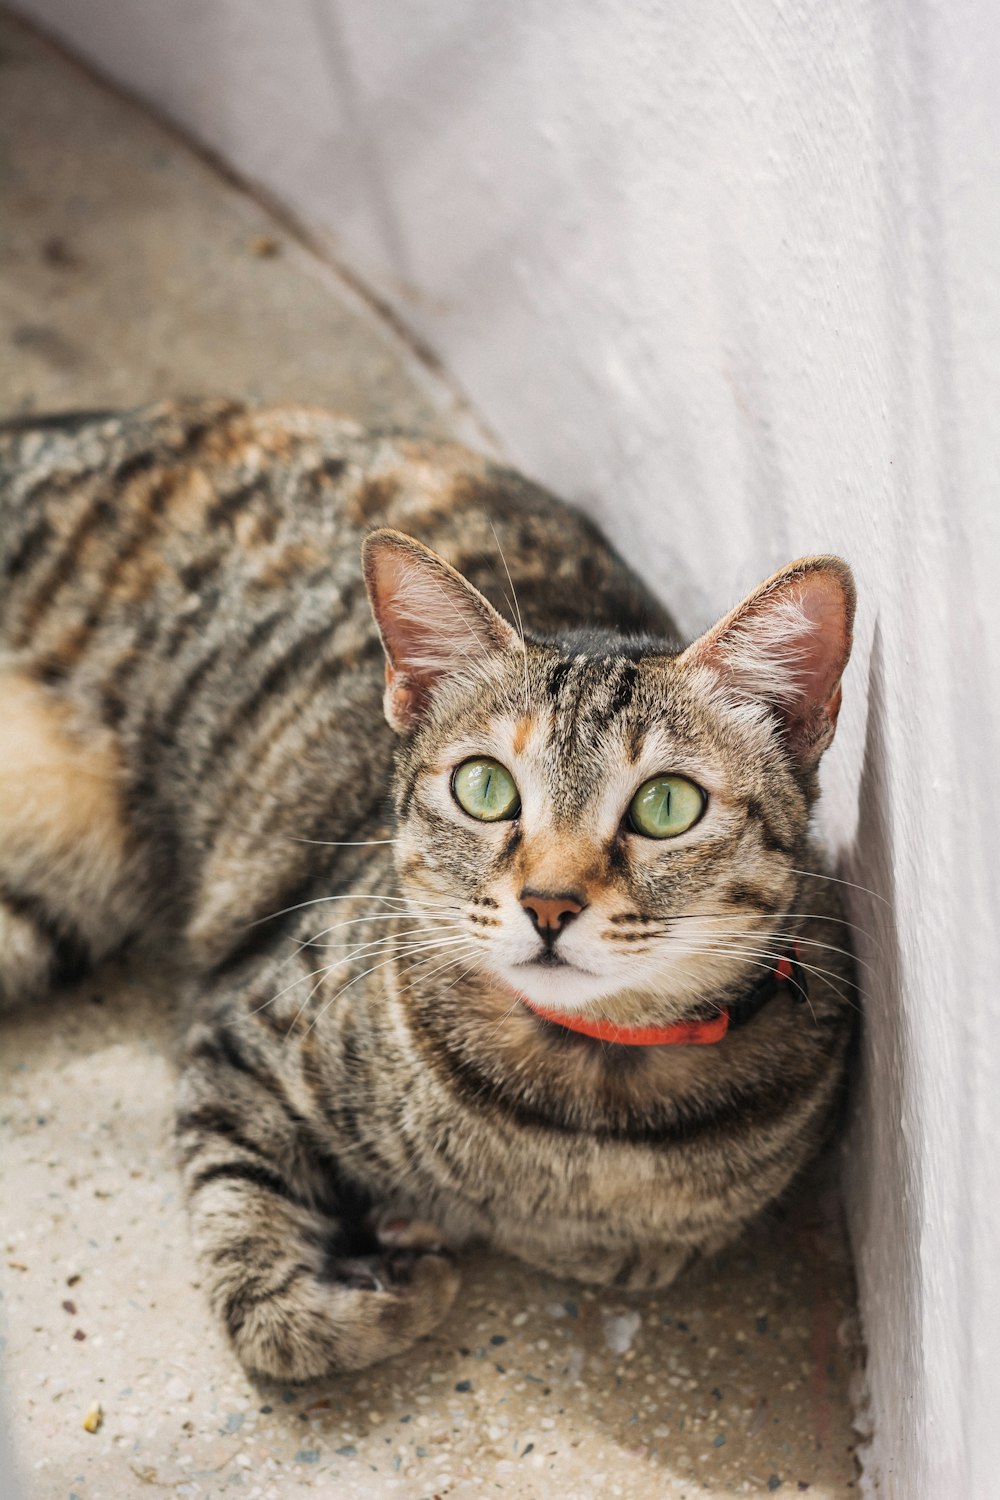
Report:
519,888,586,937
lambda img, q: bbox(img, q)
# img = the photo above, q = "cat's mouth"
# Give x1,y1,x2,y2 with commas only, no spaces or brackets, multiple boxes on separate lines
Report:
517,953,596,976
527,951,569,969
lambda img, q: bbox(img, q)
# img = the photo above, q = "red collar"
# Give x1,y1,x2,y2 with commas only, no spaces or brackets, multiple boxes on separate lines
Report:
517,948,805,1047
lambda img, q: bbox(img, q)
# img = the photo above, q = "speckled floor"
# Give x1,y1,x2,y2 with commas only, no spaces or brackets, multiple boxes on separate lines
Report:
0,13,862,1498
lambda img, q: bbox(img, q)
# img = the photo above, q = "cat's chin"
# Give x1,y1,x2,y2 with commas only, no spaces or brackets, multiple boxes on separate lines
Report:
497,961,617,1012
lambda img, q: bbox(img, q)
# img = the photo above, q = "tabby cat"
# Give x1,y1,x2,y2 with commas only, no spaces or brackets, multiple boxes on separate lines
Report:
0,400,856,1381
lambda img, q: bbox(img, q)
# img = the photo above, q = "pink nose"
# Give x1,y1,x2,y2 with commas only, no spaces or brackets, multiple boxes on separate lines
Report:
519,889,585,936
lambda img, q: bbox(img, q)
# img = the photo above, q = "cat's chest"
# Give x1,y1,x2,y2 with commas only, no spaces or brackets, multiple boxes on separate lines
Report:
350,1064,709,1250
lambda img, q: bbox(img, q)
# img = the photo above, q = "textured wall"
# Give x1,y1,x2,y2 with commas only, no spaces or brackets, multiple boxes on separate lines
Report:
13,2,1000,1493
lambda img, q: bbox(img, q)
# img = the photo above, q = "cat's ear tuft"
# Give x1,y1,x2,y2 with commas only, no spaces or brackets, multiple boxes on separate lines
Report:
362,529,520,733
679,556,856,765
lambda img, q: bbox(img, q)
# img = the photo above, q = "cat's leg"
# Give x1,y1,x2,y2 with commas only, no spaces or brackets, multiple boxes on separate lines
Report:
0,667,139,1007
177,1015,459,1380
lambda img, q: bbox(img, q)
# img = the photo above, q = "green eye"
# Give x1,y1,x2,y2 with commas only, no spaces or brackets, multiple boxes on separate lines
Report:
628,775,705,839
452,758,521,822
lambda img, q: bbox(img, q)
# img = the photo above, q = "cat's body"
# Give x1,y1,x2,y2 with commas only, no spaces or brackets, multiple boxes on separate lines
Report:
0,400,855,1380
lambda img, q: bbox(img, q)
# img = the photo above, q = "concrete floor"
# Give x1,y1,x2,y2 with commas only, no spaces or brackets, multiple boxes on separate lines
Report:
0,13,862,1499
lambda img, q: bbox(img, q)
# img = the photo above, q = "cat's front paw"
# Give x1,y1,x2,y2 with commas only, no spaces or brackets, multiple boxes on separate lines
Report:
222,1245,459,1382
532,1242,690,1292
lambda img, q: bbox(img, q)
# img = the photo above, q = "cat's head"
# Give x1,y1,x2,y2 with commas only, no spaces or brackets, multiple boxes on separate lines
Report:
363,529,854,1025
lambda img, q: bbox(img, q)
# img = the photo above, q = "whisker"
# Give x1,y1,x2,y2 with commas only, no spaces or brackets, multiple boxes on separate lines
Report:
662,908,880,947
288,836,399,847
658,924,875,979
249,891,455,928
438,959,479,996
303,938,478,1038
290,938,471,1036
660,941,863,1007
481,988,528,1049
304,923,455,950
298,912,461,946
632,932,861,998
250,893,411,927
270,900,467,976
283,969,331,1035
682,936,860,986
267,908,462,974
295,930,459,973
684,957,844,1022
253,930,469,1017
251,959,348,1015
787,866,893,911
489,521,530,713
391,946,481,1005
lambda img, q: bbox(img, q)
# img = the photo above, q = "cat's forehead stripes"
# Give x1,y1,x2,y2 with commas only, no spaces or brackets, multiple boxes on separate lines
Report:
419,637,801,863
436,655,714,828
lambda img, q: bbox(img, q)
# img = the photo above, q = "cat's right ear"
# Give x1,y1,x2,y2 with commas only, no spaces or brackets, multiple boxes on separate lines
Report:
362,529,521,733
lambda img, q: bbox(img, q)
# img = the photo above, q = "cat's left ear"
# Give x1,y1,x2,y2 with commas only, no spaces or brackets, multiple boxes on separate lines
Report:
362,528,521,733
679,556,856,766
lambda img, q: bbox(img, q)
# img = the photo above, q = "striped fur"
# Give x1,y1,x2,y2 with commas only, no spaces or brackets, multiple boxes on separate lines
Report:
0,401,856,1380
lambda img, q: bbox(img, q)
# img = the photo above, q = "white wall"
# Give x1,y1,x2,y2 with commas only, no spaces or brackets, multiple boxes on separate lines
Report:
14,1,1000,1492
